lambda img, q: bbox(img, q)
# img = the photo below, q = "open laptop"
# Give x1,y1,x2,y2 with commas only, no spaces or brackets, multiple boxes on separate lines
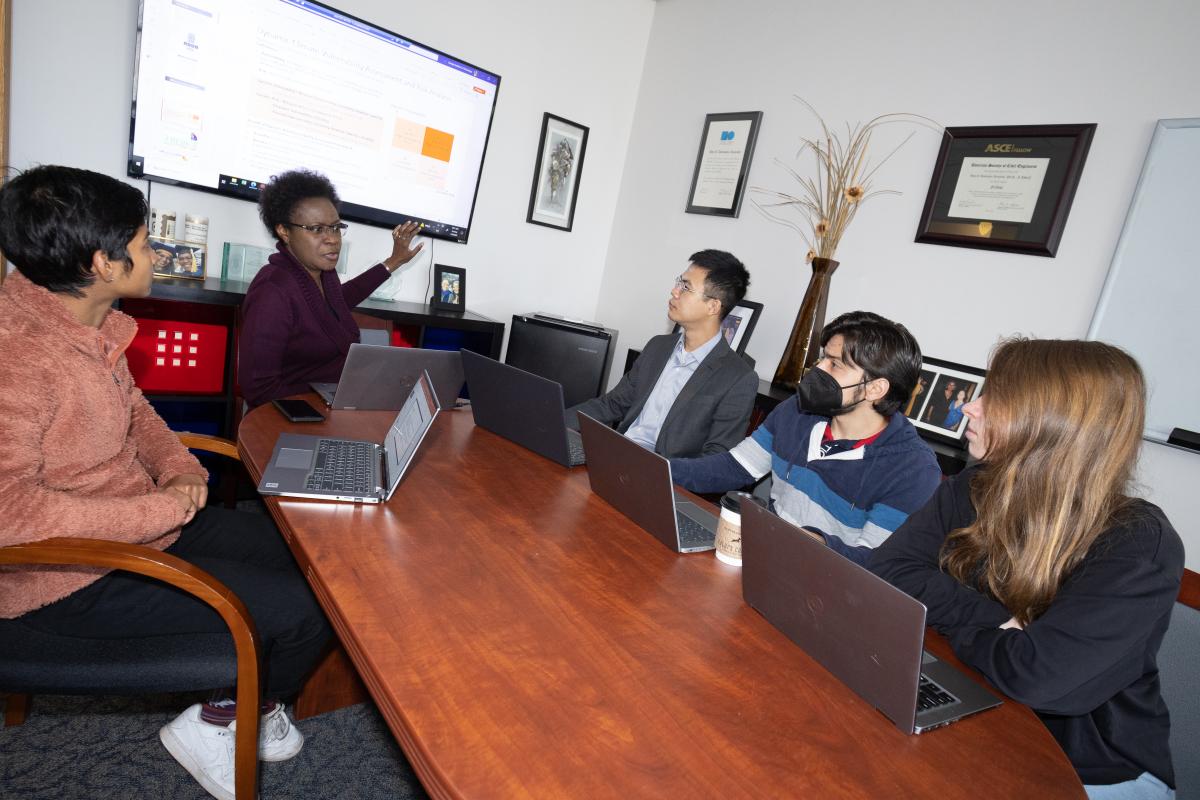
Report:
460,348,585,467
740,501,1001,733
577,412,718,552
259,371,440,503
311,343,464,411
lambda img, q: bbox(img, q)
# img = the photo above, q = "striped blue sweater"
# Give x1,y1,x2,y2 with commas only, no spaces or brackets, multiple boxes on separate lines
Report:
671,398,942,564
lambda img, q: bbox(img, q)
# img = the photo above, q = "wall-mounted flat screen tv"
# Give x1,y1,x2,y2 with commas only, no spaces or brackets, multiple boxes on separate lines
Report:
128,0,501,243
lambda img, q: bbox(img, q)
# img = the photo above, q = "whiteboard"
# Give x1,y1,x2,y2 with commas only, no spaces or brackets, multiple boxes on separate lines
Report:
1088,118,1200,445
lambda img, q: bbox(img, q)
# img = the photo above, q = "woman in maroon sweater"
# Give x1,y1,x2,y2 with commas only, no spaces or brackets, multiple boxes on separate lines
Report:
0,166,332,800
238,169,424,408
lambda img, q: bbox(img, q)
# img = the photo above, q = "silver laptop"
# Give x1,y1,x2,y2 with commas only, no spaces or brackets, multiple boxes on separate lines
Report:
577,412,718,552
740,501,1002,733
460,348,585,467
311,343,464,411
259,371,440,503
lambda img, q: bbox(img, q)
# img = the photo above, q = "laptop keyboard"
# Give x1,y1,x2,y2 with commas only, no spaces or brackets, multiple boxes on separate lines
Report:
305,440,375,493
917,674,960,711
676,512,714,548
567,429,586,466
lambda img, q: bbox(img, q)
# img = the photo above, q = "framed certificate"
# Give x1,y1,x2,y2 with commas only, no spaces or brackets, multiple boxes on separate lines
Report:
915,123,1096,257
685,111,763,218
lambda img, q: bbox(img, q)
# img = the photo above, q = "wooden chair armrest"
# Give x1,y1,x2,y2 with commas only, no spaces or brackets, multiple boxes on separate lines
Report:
0,538,261,799
177,432,241,462
1180,568,1199,610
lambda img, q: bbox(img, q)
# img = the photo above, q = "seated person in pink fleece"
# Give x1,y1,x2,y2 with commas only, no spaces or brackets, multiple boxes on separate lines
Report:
0,165,331,800
237,168,424,409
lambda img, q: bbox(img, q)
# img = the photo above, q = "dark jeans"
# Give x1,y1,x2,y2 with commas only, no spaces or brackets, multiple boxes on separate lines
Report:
22,506,332,699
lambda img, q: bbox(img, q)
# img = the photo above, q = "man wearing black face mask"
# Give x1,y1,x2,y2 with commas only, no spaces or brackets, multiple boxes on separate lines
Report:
671,311,941,565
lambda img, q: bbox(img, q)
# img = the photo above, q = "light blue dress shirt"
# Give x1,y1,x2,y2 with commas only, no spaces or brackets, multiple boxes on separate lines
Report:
625,331,722,450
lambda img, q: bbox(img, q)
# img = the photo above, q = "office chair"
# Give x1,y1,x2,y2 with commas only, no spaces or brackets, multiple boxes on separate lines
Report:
1161,570,1200,799
0,433,262,799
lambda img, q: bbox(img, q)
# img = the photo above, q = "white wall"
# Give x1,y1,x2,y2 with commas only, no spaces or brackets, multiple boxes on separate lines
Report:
8,0,655,332
596,0,1200,567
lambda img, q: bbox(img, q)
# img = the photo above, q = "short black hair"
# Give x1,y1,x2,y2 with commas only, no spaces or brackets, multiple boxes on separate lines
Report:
0,165,146,296
820,311,923,416
689,249,749,319
258,169,340,241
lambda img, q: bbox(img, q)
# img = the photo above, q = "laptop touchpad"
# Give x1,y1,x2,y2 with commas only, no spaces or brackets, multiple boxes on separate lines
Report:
278,447,314,469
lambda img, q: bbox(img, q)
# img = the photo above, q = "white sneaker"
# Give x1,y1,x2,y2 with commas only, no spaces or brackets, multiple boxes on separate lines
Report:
247,702,304,762
160,704,235,800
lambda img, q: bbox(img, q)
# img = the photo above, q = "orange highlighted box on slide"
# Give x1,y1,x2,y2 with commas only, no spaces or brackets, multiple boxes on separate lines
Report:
421,127,454,162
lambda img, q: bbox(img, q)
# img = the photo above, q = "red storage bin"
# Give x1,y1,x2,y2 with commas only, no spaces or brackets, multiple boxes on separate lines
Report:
126,318,228,394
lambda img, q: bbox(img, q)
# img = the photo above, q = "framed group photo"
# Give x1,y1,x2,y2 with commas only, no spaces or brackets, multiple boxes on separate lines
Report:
914,123,1096,257
430,264,466,311
904,356,987,447
527,113,588,232
685,111,763,218
150,237,206,281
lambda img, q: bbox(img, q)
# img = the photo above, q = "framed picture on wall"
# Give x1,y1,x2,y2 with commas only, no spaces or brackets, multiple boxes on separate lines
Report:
685,111,763,218
527,113,589,232
914,123,1096,257
904,356,986,447
430,264,466,311
150,236,206,281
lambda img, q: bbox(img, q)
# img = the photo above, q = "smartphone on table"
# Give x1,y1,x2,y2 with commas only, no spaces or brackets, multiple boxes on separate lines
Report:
271,398,325,423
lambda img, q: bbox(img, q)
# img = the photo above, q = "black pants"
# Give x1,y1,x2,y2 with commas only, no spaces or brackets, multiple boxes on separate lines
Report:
23,506,332,699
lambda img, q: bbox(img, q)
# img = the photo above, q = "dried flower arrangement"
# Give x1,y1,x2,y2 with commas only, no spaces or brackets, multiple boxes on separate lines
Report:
754,98,938,261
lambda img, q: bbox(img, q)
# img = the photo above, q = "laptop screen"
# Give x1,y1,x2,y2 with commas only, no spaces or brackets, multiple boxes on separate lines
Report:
382,373,440,499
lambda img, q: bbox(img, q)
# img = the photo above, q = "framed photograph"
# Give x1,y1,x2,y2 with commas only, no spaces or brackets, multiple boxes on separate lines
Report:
430,264,466,311
150,236,206,281
719,299,763,354
670,298,763,355
685,111,763,218
915,123,1096,257
904,356,987,447
527,113,588,231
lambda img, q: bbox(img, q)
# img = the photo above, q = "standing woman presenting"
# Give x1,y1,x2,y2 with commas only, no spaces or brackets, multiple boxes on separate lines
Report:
870,339,1183,799
238,169,423,408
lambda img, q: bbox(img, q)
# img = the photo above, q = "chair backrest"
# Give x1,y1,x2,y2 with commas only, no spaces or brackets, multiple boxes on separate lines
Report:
1161,569,1199,798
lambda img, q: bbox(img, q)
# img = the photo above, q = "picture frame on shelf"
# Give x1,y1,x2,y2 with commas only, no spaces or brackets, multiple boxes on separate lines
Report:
914,123,1096,257
685,111,763,218
430,264,466,312
527,113,589,232
904,356,987,447
671,298,763,356
150,236,206,281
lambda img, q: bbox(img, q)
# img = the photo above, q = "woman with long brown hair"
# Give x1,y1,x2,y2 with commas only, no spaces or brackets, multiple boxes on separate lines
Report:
870,338,1183,799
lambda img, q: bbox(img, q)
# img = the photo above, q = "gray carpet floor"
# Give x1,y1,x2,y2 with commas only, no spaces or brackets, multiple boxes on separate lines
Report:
0,694,429,799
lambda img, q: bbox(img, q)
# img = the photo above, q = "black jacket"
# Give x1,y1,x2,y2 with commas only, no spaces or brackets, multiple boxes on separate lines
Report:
869,466,1184,787
564,332,758,459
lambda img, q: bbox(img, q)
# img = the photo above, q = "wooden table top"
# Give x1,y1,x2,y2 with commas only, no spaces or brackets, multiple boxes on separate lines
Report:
238,400,1084,799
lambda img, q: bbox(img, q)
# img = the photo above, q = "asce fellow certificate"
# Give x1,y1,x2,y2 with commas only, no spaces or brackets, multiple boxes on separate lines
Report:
948,157,1049,223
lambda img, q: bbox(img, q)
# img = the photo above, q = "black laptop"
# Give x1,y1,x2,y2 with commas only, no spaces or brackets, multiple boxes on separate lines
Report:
740,501,1001,733
577,412,718,552
460,348,585,467
311,343,464,411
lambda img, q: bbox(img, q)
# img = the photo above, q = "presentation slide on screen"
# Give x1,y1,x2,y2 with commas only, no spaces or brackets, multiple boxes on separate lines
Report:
132,0,498,233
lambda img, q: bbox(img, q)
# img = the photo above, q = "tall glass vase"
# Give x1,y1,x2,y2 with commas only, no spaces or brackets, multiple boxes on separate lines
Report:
772,257,840,390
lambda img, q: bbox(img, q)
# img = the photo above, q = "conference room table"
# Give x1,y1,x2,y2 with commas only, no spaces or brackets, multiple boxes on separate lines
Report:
237,400,1084,799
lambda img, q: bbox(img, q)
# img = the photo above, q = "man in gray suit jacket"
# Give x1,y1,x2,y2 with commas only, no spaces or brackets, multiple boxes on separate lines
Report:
565,250,758,459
